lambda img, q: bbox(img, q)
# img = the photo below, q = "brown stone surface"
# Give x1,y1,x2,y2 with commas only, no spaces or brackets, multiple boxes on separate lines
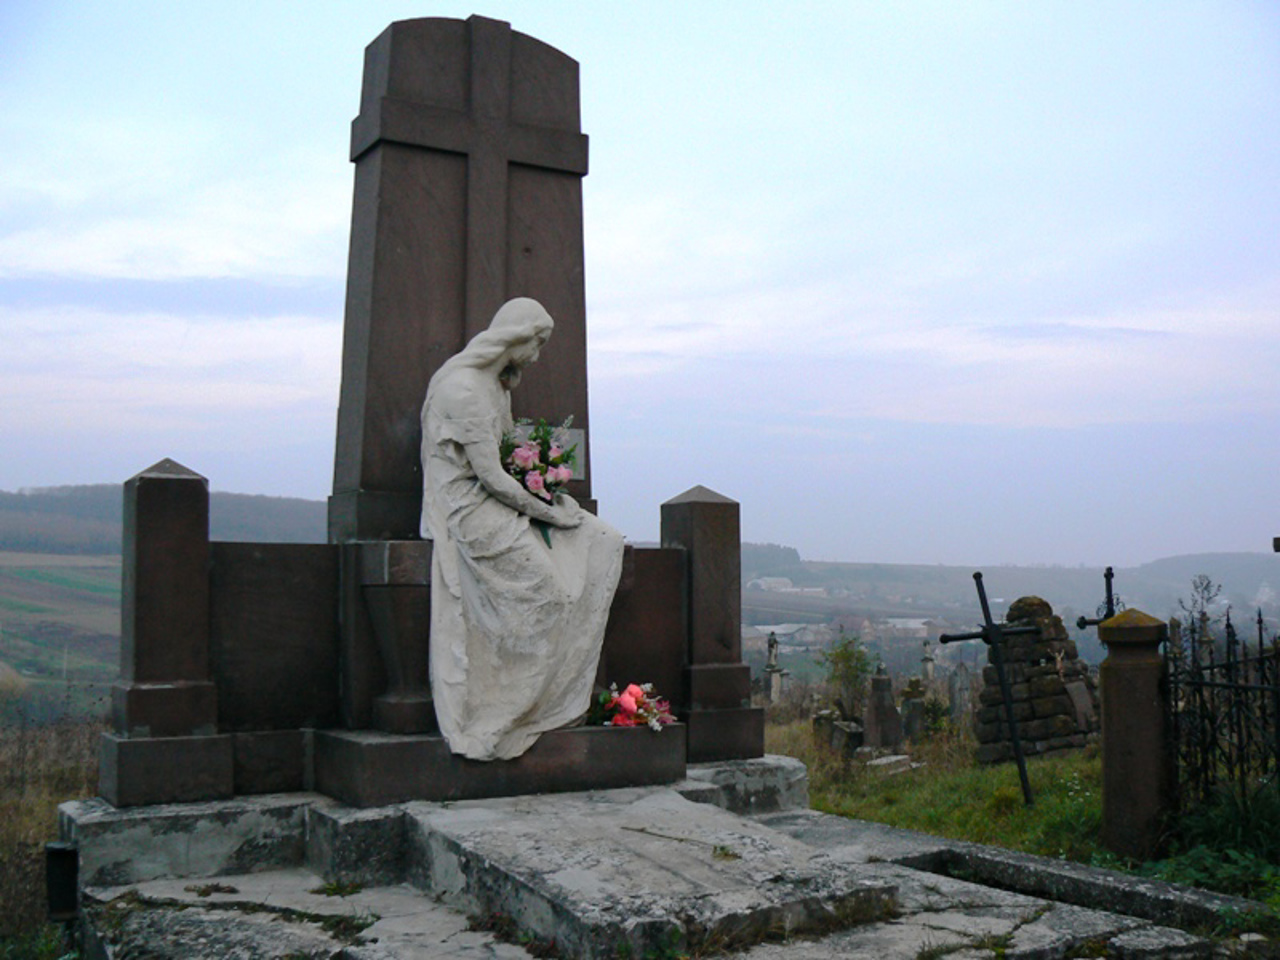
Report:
365,585,434,732
116,459,216,739
601,547,686,707
99,733,233,807
358,539,433,585
687,663,751,710
660,486,741,665
232,731,307,795
686,707,765,763
120,460,210,684
658,487,761,761
330,16,593,541
111,682,218,739
209,543,340,732
336,543,386,730
313,725,686,807
352,540,437,734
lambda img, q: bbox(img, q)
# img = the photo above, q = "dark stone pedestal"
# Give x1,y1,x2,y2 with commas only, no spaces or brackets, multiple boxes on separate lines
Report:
313,724,686,807
99,733,234,808
687,708,765,763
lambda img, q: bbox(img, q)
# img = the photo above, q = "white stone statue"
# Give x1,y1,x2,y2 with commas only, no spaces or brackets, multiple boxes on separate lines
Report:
419,298,625,760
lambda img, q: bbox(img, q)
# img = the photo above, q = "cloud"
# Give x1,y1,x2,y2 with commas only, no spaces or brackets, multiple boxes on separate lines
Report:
589,272,1280,434
0,304,342,435
0,90,350,283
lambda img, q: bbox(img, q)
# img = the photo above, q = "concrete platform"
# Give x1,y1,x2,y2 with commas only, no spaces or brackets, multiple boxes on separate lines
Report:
62,757,1274,958
79,840,1233,960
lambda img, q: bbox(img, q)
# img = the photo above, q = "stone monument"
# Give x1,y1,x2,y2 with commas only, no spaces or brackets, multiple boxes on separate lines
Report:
973,597,1099,764
92,15,763,811
862,665,903,750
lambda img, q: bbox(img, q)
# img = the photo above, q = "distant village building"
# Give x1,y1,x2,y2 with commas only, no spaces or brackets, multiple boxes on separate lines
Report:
745,577,828,597
747,577,793,592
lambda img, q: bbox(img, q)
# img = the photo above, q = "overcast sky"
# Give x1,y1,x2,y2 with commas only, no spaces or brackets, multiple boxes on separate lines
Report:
2,1,1279,567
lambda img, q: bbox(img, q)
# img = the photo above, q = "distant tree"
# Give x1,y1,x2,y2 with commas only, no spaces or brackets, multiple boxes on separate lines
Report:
817,628,872,720
741,542,803,576
1177,574,1226,651
0,485,327,553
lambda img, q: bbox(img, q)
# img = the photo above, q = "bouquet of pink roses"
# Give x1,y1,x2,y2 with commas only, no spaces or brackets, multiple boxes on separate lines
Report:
595,682,676,732
500,417,577,503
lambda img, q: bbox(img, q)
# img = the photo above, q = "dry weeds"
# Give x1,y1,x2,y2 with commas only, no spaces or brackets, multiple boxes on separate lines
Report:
0,710,102,938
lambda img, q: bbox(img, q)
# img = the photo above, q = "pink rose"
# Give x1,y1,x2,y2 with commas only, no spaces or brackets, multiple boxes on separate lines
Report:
512,443,539,470
616,692,637,715
623,683,645,702
524,470,549,499
549,444,563,460
548,464,573,486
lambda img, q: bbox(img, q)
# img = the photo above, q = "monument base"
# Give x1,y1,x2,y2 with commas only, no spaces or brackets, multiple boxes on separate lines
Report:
99,733,234,808
687,706,765,763
313,724,687,807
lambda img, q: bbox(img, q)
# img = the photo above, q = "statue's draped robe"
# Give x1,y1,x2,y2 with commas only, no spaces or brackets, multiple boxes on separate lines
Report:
420,369,624,760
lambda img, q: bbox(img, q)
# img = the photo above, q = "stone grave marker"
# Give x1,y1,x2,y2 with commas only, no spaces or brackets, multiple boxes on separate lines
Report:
947,660,972,726
862,666,903,750
93,15,763,810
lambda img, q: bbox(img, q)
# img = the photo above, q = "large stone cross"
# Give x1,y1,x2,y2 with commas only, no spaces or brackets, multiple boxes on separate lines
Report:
330,16,594,542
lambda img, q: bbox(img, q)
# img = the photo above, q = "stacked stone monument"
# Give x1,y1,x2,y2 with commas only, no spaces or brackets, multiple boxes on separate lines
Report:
973,597,1099,764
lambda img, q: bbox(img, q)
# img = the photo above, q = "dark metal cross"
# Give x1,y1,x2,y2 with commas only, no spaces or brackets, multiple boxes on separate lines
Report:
940,572,1038,806
1076,566,1120,630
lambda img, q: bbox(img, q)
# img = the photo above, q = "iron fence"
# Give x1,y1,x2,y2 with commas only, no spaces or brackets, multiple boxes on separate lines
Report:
1164,610,1280,811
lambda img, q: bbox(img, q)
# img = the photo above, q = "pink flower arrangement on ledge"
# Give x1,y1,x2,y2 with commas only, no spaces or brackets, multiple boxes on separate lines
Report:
595,682,676,732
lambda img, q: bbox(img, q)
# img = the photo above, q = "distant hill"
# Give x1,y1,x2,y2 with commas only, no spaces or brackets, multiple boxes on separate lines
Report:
742,542,1280,644
0,485,327,553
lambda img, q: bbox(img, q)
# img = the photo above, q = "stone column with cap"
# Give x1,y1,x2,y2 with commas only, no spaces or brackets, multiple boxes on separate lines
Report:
100,459,233,806
1098,608,1173,860
660,486,763,762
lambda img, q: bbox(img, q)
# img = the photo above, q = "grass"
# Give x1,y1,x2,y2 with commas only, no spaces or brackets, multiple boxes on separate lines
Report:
0,706,102,954
767,718,1106,862
5,571,118,599
0,600,53,615
768,710,1280,938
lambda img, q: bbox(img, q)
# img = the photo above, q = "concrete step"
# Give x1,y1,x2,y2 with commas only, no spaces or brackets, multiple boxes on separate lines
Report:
402,787,897,957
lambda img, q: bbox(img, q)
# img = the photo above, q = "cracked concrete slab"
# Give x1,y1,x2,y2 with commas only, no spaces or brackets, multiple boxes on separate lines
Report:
85,868,530,959
756,807,1265,931
404,787,897,958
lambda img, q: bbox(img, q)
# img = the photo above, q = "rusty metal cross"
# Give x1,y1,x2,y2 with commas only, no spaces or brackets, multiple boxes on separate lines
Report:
940,572,1038,806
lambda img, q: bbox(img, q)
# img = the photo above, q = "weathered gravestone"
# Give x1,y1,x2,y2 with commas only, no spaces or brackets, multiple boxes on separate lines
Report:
95,15,763,811
899,677,927,743
947,661,972,727
862,666,903,750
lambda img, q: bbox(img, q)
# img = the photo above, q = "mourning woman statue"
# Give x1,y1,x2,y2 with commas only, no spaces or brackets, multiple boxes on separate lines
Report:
419,298,625,760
